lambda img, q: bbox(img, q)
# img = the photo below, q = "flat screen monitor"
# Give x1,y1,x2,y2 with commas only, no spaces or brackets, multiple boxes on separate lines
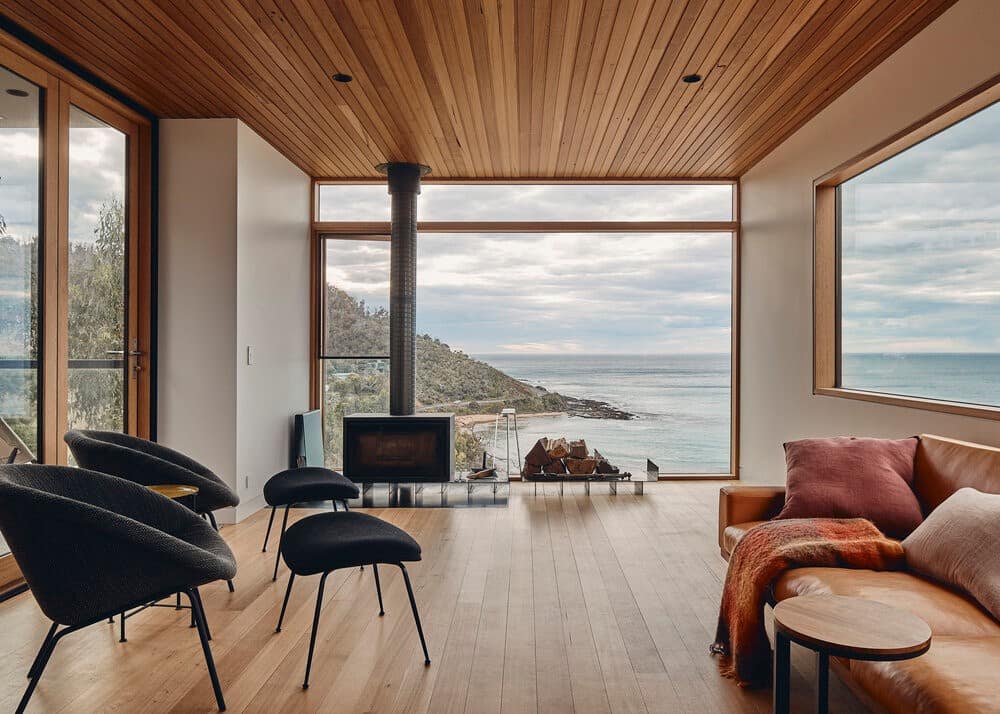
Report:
293,410,324,468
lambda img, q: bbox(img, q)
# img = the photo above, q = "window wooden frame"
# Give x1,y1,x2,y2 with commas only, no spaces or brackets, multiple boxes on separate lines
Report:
813,73,1000,421
0,28,154,592
312,179,741,480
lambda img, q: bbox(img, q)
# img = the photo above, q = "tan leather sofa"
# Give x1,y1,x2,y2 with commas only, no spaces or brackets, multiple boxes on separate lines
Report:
719,434,1000,713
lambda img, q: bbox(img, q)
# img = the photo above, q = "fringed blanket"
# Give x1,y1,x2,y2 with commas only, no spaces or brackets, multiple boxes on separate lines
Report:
710,518,904,687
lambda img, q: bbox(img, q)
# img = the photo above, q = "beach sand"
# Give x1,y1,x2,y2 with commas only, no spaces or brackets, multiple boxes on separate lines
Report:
456,411,564,429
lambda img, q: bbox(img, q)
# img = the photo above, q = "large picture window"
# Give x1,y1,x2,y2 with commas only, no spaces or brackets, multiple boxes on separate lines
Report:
317,182,738,477
814,77,1000,417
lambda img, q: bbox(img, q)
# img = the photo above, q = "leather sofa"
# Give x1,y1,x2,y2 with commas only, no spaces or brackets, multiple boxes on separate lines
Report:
719,434,1000,713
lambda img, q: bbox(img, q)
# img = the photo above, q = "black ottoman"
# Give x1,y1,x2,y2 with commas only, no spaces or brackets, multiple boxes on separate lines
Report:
261,467,360,581
275,512,430,688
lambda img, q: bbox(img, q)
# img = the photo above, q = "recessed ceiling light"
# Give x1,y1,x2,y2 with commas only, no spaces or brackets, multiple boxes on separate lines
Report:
332,73,353,84
681,74,702,84
6,88,30,97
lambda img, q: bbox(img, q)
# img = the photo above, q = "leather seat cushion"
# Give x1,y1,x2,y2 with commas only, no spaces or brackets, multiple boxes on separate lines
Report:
850,636,1000,714
281,512,421,575
774,568,1000,638
264,467,360,506
722,521,767,557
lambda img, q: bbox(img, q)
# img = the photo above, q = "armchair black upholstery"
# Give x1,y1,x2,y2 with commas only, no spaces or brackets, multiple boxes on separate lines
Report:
64,429,240,516
0,464,236,712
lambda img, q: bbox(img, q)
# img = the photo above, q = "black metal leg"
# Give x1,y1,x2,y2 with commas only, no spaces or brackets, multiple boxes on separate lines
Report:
773,630,791,714
342,500,350,511
191,588,212,641
373,564,384,616
176,592,182,610
398,563,430,665
273,505,290,582
303,572,329,689
205,511,236,592
262,506,276,552
120,611,127,642
108,616,114,624
16,627,62,714
276,573,295,633
188,588,226,711
817,651,829,714
26,622,58,680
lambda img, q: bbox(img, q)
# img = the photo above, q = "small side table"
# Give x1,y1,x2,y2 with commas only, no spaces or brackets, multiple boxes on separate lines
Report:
149,483,199,511
113,484,202,642
772,594,931,714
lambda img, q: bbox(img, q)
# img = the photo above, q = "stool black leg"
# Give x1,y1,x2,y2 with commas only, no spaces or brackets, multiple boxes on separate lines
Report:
188,588,226,711
398,563,430,665
262,506,277,552
273,505,291,582
373,564,384,616
303,571,330,689
276,573,295,632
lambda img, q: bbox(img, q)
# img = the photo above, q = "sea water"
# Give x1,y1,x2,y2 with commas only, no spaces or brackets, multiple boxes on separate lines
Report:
474,353,732,475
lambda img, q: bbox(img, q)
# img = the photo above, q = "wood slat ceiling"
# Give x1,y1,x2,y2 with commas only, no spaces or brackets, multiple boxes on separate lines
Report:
1,0,957,178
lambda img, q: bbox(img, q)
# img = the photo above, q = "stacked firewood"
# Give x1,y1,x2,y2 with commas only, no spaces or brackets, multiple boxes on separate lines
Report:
521,437,621,478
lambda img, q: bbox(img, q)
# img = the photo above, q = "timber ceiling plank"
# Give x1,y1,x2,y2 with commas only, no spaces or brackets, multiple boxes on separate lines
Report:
0,0,959,178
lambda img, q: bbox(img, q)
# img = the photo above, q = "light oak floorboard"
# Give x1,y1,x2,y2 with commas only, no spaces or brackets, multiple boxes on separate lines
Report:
0,483,868,713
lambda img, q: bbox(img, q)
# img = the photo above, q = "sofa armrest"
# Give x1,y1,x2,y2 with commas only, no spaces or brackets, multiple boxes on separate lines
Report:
718,485,786,551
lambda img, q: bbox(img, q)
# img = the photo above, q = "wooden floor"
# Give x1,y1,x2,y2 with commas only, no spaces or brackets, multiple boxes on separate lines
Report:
0,483,868,713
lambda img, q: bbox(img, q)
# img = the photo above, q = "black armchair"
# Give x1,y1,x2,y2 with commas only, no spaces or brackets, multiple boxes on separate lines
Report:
0,464,236,712
64,430,240,525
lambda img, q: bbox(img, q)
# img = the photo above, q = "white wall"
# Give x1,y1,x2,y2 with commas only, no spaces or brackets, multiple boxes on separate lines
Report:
158,119,239,505
159,119,310,522
739,0,1000,483
234,122,311,520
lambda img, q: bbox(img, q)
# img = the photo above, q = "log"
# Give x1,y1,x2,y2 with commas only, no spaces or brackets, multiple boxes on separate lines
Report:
547,458,567,475
566,457,597,475
546,437,570,459
524,439,552,468
569,439,588,459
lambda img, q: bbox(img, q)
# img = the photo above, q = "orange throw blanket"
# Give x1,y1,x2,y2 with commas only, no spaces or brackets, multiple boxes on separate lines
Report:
710,518,905,687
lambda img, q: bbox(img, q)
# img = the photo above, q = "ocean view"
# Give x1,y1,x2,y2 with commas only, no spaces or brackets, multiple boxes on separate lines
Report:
473,353,732,475
841,353,1000,406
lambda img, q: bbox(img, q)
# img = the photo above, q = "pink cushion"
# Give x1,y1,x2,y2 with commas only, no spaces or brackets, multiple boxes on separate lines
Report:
776,437,923,538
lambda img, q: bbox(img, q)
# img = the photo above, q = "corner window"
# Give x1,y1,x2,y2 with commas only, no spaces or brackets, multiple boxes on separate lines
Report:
814,80,1000,416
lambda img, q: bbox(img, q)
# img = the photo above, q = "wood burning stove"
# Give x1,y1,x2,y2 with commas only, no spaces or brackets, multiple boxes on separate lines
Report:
343,414,454,483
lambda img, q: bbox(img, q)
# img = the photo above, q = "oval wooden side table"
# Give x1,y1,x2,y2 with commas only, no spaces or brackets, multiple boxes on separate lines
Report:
772,594,932,714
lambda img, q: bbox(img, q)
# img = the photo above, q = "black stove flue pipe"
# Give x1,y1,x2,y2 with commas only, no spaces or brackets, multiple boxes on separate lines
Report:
376,161,431,416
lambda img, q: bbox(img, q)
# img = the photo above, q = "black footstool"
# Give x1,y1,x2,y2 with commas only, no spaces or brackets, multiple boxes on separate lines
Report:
262,467,360,581
275,512,430,688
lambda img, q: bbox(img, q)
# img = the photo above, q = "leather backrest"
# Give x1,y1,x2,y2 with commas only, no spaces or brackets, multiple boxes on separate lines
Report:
915,434,1000,513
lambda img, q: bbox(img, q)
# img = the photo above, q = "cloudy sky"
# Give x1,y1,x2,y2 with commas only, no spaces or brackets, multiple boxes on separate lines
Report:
840,100,1000,354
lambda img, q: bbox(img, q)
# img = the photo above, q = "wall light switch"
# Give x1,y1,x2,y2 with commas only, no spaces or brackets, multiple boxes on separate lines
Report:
246,345,253,365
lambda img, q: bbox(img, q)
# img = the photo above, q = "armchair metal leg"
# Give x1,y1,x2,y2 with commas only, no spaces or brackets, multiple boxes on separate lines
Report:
302,572,329,689
273,505,291,582
191,587,212,641
187,588,226,712
262,506,276,552
205,512,236,592
120,611,127,642
373,564,385,616
16,626,63,714
276,573,295,632
398,563,430,665
26,622,58,680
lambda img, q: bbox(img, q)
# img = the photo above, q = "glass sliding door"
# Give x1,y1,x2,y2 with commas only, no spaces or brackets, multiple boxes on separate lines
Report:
66,104,129,433
0,65,42,561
